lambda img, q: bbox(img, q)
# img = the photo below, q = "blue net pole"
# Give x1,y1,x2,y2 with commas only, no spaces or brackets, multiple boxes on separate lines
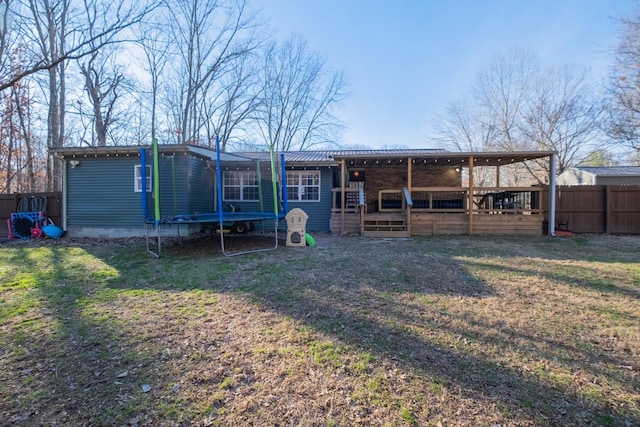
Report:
153,138,160,227
215,135,224,225
141,148,147,220
281,153,288,214
270,145,278,217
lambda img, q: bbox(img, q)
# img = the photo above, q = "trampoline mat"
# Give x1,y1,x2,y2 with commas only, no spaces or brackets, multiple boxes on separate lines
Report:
13,217,34,239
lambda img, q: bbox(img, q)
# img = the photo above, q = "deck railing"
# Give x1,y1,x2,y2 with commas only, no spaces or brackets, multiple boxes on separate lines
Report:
331,186,545,236
333,186,543,215
470,187,542,214
331,187,361,213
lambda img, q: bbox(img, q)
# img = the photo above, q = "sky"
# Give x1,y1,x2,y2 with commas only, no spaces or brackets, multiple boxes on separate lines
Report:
252,0,638,149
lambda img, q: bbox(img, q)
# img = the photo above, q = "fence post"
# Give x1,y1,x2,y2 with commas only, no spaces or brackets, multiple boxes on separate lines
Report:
605,186,611,235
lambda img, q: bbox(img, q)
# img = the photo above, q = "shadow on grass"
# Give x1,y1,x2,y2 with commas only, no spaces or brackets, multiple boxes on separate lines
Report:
2,234,638,425
136,235,640,424
0,245,155,425
219,250,637,425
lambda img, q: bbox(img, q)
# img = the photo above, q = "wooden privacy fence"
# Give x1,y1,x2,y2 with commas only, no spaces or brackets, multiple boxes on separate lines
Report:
0,192,62,238
543,185,640,234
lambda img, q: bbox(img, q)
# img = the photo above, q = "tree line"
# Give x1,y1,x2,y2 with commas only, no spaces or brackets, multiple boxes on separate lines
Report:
0,0,347,193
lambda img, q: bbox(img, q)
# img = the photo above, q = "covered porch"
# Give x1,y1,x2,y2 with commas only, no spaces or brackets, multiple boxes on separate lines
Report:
329,150,557,237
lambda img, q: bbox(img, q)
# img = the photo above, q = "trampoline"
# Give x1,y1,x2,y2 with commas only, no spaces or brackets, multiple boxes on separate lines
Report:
141,136,288,257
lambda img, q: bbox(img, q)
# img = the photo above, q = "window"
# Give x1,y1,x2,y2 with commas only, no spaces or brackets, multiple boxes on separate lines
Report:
287,171,320,201
223,171,259,201
135,165,152,192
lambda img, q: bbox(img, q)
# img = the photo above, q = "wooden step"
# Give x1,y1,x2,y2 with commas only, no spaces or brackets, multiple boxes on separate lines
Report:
362,230,410,238
362,217,409,238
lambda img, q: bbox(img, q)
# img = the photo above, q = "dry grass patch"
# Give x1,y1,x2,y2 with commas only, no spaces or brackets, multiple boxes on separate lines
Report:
0,234,638,426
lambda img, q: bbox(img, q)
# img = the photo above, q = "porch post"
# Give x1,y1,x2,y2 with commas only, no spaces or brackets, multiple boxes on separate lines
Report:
62,159,68,232
468,156,474,235
496,165,501,187
341,159,346,235
549,153,557,236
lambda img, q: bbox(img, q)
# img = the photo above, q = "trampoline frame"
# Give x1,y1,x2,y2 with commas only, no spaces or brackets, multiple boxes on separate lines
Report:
142,137,288,257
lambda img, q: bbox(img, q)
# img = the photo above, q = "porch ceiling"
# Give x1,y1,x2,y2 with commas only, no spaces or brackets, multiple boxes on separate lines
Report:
334,151,556,168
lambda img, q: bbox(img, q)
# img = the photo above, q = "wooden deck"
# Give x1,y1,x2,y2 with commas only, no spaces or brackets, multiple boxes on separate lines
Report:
332,212,543,237
331,186,545,237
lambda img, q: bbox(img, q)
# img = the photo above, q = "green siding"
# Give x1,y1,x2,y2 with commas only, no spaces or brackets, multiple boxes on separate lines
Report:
285,168,333,232
157,154,189,217
66,154,333,235
188,156,216,213
67,156,143,227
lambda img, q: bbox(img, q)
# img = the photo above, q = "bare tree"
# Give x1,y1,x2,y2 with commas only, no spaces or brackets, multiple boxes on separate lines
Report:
78,0,131,147
0,0,14,84
434,98,497,152
79,51,126,146
167,0,259,145
434,47,604,182
606,11,640,154
7,0,153,189
0,70,41,193
201,50,261,151
22,0,70,189
6,0,154,93
256,35,347,152
521,64,605,174
433,99,498,186
135,18,172,142
473,48,539,152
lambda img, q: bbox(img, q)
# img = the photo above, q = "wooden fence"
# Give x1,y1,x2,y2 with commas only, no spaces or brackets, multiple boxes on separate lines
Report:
0,192,62,238
1,186,638,239
543,185,640,234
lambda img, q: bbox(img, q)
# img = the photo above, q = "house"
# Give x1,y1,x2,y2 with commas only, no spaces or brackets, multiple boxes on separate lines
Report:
557,166,640,186
52,144,337,238
51,144,558,239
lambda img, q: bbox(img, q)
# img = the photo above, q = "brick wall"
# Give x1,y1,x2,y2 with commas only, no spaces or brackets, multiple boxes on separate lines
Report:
361,165,460,211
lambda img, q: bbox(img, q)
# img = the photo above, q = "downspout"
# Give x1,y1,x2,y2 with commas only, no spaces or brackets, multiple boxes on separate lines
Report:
549,153,557,236
340,159,346,235
62,158,68,232
468,156,474,235
407,157,412,236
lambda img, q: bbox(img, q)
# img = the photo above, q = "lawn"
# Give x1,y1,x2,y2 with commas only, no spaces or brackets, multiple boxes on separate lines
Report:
0,233,639,426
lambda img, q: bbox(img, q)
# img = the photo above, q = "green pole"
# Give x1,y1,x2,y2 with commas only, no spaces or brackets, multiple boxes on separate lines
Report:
171,155,177,214
153,138,160,226
257,160,264,213
270,144,278,216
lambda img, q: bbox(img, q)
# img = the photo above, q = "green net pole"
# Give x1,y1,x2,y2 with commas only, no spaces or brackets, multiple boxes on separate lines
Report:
153,138,160,226
270,144,278,217
257,160,264,212
171,155,177,214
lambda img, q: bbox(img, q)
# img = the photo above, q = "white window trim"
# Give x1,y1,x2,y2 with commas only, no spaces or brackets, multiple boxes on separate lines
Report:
287,170,321,202
135,165,152,193
223,170,259,201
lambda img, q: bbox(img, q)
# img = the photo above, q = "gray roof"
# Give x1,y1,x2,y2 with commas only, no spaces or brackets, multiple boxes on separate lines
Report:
575,166,640,177
52,143,251,162
51,144,555,167
234,149,447,164
237,150,338,163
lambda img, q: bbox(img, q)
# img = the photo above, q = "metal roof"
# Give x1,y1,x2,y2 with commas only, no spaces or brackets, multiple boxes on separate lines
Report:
52,144,250,162
333,150,554,167
51,144,555,168
235,149,554,167
237,150,338,164
574,166,640,177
